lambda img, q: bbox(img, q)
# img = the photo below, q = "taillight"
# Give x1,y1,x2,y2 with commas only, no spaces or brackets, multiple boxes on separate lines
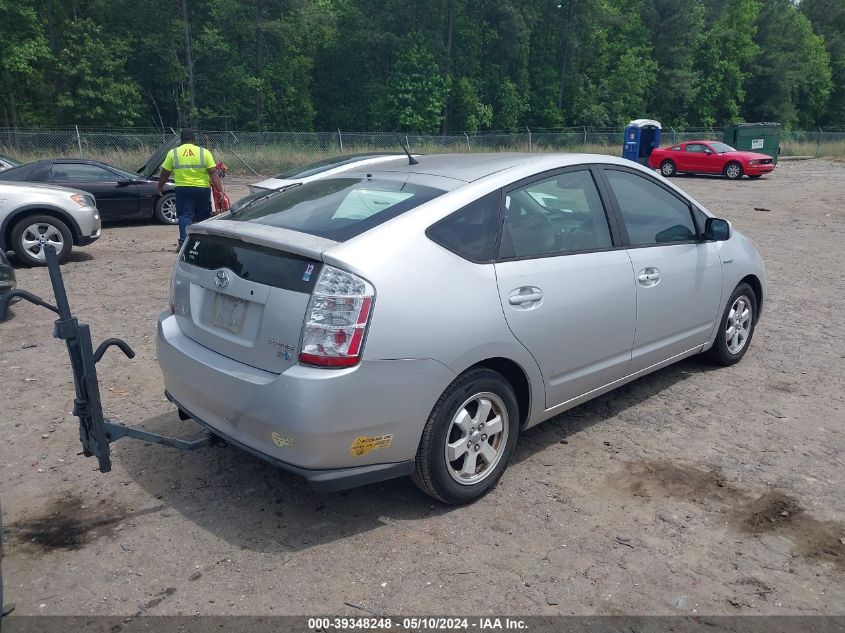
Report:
299,266,374,368
169,264,190,317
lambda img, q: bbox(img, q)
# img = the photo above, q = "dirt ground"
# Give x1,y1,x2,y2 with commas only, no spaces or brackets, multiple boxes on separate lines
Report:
1,159,843,617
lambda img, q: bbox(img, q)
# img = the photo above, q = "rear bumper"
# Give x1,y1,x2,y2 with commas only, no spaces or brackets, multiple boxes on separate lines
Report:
156,312,455,483
166,391,414,492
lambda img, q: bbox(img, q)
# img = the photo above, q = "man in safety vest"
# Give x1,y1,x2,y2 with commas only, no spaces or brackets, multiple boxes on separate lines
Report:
156,128,224,247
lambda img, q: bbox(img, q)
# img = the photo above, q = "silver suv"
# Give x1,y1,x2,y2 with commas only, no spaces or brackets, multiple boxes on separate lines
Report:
0,181,101,265
157,153,765,503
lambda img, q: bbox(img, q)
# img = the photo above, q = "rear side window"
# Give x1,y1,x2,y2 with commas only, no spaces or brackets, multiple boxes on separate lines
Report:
500,169,613,259
231,177,445,242
0,164,36,181
51,164,117,181
426,192,500,263
604,170,697,246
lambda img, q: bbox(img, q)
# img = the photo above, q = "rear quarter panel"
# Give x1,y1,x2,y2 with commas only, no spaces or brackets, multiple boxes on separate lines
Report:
323,183,547,425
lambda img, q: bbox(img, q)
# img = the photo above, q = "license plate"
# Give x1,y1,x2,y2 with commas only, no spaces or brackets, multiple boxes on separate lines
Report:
210,292,246,334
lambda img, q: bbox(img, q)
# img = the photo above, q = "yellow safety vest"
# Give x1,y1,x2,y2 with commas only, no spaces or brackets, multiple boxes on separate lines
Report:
163,143,215,187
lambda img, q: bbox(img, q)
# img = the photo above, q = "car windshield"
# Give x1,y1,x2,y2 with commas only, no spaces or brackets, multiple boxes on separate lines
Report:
230,177,445,242
0,155,20,166
708,142,736,153
273,153,398,179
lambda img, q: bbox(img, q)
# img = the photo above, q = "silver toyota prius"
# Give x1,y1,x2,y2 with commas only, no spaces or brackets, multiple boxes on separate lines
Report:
157,153,765,504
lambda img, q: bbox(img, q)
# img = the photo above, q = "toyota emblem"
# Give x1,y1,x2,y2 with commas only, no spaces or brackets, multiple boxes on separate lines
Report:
214,269,230,289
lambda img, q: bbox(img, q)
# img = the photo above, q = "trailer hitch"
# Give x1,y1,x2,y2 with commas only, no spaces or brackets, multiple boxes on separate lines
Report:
0,245,215,473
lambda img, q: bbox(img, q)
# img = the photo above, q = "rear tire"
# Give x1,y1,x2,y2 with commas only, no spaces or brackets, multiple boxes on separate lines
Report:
412,368,520,504
706,283,757,366
154,192,178,224
660,160,677,177
724,162,743,180
748,175,762,179
10,215,72,266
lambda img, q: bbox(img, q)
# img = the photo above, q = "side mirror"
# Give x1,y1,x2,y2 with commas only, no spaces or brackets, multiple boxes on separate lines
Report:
704,217,731,241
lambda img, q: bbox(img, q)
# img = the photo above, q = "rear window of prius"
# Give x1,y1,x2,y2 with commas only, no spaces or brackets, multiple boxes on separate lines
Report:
230,177,446,241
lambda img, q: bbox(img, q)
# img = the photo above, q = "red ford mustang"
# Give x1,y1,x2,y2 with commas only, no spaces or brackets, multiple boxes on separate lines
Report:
648,140,776,180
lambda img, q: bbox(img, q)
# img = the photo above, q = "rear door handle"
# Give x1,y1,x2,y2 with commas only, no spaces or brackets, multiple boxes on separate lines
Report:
509,292,543,304
637,267,660,286
508,287,544,306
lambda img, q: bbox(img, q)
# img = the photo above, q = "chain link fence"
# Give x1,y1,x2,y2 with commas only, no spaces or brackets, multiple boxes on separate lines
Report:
1,126,843,176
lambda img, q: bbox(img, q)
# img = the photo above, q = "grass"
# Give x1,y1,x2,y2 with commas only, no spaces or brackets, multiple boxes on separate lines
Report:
2,139,844,178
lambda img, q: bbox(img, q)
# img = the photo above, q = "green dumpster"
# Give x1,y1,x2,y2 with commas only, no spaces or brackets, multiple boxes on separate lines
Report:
723,122,782,164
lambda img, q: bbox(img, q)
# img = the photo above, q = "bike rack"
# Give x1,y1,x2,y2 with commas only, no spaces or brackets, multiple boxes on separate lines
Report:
0,246,224,627
0,245,215,473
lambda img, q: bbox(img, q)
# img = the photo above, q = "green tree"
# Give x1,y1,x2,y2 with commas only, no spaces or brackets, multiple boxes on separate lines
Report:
744,0,832,127
801,0,845,126
387,34,449,132
642,0,705,127
691,0,760,127
53,19,142,125
451,77,493,132
0,0,51,126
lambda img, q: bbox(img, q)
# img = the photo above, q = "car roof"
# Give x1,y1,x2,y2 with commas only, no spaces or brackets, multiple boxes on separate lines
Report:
341,152,644,183
39,158,119,167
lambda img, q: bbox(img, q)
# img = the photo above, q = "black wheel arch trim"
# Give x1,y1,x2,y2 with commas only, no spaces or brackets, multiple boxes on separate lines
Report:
1,204,85,251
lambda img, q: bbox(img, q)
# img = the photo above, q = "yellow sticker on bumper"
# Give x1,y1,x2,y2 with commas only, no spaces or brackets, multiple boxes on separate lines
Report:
350,434,393,457
271,432,294,448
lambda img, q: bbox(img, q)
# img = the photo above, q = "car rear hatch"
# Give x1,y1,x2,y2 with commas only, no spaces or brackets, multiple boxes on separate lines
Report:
171,223,335,373
137,134,179,178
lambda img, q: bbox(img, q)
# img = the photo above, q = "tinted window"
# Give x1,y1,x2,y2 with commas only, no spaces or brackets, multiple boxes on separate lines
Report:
181,234,321,293
426,192,500,263
686,144,707,153
231,177,445,242
605,170,697,246
51,164,117,181
670,145,681,151
500,169,613,259
0,164,36,181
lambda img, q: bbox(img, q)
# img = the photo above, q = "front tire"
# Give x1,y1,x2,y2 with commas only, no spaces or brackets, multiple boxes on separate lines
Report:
10,215,72,266
724,162,743,180
412,368,520,504
660,160,677,177
154,192,178,224
707,283,757,366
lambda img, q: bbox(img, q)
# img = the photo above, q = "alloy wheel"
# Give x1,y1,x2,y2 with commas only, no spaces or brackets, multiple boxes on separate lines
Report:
726,295,752,354
20,222,65,262
444,392,509,485
160,196,178,223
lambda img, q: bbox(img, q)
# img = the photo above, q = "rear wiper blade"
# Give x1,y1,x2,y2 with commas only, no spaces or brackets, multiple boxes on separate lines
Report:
231,183,301,215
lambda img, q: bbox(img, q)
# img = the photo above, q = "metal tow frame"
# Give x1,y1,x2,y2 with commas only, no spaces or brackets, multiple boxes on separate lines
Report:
0,245,215,473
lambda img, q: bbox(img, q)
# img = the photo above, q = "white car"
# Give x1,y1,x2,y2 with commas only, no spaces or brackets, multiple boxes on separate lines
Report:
0,181,101,265
234,153,413,211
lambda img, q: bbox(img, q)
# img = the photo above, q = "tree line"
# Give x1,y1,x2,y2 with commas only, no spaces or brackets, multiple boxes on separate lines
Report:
2,0,843,133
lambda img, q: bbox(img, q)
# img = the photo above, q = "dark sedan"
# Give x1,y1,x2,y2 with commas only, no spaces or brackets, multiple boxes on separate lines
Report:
0,159,177,224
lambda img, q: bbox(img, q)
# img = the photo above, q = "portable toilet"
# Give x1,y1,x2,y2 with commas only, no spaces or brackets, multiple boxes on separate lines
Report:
723,122,782,164
622,119,662,166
